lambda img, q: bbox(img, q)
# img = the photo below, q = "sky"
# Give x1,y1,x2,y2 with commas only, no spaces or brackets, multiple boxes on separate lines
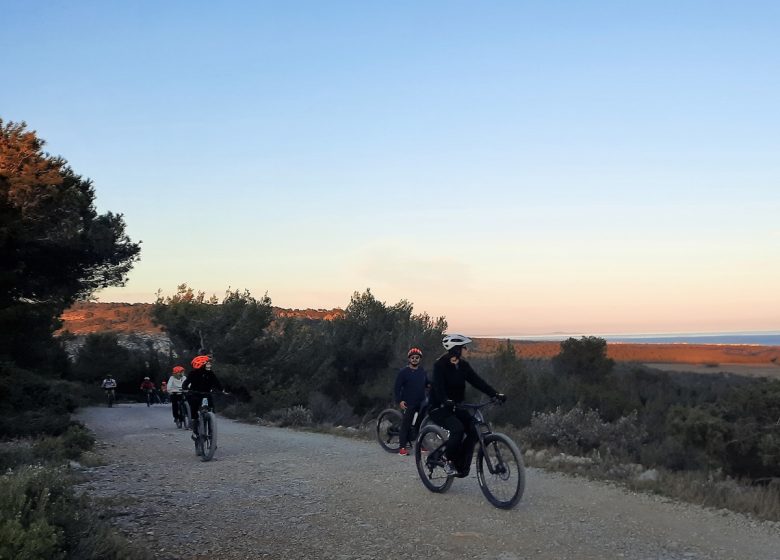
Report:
2,1,779,336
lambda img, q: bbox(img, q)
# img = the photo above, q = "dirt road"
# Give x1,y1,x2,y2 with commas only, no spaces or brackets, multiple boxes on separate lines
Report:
75,404,780,560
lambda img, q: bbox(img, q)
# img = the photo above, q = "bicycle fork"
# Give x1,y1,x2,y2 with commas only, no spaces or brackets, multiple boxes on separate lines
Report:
476,425,505,476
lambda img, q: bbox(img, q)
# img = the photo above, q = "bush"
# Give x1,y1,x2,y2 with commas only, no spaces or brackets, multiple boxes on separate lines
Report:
0,465,149,560
0,364,85,438
32,424,94,463
308,392,359,426
522,405,646,460
265,405,313,427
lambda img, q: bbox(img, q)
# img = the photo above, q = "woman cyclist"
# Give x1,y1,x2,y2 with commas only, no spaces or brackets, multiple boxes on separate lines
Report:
429,334,504,477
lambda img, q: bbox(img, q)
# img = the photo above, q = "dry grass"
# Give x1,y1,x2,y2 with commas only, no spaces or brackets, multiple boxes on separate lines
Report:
514,439,780,523
470,338,780,368
644,362,780,379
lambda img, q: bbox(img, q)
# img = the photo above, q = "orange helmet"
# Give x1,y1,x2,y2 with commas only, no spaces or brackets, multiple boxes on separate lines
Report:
407,347,423,358
172,365,185,374
191,355,210,369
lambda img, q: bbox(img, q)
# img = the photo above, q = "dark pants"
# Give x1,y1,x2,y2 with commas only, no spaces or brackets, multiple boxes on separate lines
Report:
186,394,214,432
399,404,424,448
170,393,183,420
429,407,478,474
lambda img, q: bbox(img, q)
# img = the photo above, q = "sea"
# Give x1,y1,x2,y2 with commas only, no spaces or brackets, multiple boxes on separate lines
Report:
482,331,780,346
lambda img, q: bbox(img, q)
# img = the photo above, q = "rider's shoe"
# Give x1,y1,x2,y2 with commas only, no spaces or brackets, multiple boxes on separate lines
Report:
443,461,459,476
398,447,408,456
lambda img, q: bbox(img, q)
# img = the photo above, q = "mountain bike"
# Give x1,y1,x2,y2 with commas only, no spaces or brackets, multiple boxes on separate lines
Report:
415,397,525,509
104,389,115,408
185,390,218,462
143,388,161,406
171,395,190,429
376,401,431,453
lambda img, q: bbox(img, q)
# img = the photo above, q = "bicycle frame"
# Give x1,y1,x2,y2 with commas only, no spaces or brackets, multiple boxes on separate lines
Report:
454,401,504,475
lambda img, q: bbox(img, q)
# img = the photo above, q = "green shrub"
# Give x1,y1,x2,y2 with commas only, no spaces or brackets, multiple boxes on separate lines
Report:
31,424,94,464
265,405,313,427
0,466,150,560
308,392,359,426
522,405,646,460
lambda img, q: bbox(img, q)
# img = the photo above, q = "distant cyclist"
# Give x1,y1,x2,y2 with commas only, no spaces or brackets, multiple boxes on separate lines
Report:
101,374,117,405
182,355,223,436
167,366,187,424
394,347,430,456
140,376,156,405
429,334,504,477
101,374,117,392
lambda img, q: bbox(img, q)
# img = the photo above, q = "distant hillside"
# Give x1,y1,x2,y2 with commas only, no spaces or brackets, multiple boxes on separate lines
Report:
58,303,780,368
58,301,343,336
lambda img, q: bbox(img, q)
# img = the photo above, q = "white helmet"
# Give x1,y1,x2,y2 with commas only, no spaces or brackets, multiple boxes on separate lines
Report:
442,333,472,350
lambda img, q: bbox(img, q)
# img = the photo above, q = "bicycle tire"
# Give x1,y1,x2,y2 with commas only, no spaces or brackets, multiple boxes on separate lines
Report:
201,412,217,462
476,432,525,509
181,401,191,429
376,408,403,453
414,425,453,493
194,425,204,456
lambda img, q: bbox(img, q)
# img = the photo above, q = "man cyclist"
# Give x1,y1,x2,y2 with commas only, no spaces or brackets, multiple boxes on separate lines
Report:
167,366,187,425
140,376,155,405
394,347,429,456
429,334,504,477
101,374,117,403
182,354,223,436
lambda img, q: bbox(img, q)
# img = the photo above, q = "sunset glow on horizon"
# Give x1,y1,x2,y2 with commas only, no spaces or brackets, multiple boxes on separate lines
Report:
3,1,778,336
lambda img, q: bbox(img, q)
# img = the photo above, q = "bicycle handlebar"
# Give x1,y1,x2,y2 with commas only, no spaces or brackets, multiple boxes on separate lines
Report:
453,395,506,411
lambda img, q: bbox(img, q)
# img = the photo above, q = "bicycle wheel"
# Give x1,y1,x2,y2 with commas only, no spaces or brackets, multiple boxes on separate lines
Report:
201,412,217,462
415,425,453,493
376,408,403,453
194,437,203,456
476,432,525,509
181,401,191,429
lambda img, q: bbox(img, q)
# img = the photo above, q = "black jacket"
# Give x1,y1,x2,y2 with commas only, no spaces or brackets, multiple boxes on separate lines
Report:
182,369,222,393
430,353,497,408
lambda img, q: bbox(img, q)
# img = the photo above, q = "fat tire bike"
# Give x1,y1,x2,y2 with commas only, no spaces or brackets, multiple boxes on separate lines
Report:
415,397,526,509
376,401,431,453
185,391,218,462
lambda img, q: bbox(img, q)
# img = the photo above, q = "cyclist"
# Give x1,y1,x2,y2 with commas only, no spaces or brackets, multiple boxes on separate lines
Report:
140,376,155,404
101,374,117,391
160,380,169,403
394,347,430,456
429,334,504,477
101,374,117,402
182,355,223,436
167,366,187,424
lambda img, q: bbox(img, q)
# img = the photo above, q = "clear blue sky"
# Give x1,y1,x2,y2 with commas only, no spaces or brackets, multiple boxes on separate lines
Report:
3,1,779,335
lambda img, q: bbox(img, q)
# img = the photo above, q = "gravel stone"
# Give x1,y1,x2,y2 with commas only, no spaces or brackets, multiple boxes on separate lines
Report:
76,404,780,560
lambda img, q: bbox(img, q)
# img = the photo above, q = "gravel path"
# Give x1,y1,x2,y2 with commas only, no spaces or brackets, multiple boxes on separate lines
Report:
75,404,780,560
